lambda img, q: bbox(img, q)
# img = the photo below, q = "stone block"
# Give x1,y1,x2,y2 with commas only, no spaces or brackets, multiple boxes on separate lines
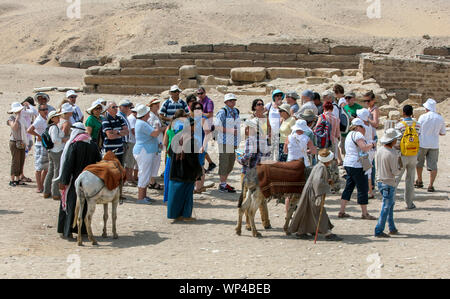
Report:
178,79,198,90
266,68,307,79
120,67,179,76
131,53,169,60
96,85,136,94
253,60,281,67
98,67,121,76
264,53,297,61
306,77,328,84
342,69,360,76
120,59,154,68
80,58,100,69
84,75,160,86
330,45,373,55
423,47,449,56
159,76,180,85
247,43,308,54
308,42,330,54
389,110,401,120
213,44,247,52
59,58,80,68
310,68,342,77
86,66,101,75
230,67,266,82
212,59,253,68
389,98,400,107
197,67,232,77
181,44,213,52
179,65,198,79
168,53,225,60
379,105,398,117
297,54,359,62
135,86,168,94
223,52,264,60
154,59,195,67
408,93,423,104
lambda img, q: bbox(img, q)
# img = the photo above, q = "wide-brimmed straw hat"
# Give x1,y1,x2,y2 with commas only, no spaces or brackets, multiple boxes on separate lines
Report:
295,109,317,122
86,100,106,115
380,128,402,144
278,103,291,114
8,102,24,114
147,98,162,107
47,111,63,124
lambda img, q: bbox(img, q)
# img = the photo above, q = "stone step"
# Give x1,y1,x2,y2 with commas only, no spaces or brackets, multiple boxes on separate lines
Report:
86,84,170,95
84,75,178,86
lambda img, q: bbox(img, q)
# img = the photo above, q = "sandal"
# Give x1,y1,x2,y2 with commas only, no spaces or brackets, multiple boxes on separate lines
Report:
361,214,377,220
338,212,351,218
414,180,423,188
15,180,26,185
148,183,163,190
20,176,32,182
9,181,17,187
427,186,435,192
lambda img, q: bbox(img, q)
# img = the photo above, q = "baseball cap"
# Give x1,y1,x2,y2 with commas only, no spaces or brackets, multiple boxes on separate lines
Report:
66,90,78,98
224,93,237,102
345,92,356,99
170,85,182,92
119,99,132,107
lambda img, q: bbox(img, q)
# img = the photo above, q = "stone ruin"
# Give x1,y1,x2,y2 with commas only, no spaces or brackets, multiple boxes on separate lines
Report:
80,42,450,128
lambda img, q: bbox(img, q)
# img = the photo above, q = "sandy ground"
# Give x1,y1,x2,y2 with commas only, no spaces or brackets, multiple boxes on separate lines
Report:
0,65,449,279
0,0,449,64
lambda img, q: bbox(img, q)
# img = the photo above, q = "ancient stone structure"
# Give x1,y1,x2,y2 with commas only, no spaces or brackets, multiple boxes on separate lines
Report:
360,54,450,102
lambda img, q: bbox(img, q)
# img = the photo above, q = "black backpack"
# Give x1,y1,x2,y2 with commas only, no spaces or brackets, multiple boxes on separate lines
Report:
41,125,55,150
334,103,349,133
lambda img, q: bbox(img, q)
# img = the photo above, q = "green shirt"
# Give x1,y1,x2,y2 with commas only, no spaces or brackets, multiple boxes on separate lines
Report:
342,103,363,137
85,115,103,143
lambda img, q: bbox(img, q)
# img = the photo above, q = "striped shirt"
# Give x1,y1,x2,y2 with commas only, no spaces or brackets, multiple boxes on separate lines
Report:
159,97,189,125
102,113,127,155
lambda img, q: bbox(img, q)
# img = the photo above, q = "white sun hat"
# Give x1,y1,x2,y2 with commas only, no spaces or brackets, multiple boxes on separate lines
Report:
380,128,402,144
8,102,24,114
291,119,310,132
134,104,150,118
66,90,78,98
224,93,238,102
356,108,370,122
423,98,436,112
47,110,63,124
61,102,74,114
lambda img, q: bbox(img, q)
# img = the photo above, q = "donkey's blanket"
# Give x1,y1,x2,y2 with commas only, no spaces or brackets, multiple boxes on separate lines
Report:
83,151,125,191
257,160,306,198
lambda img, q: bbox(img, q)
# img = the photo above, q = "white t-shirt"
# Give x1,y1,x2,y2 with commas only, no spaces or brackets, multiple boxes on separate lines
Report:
127,114,137,144
343,131,366,168
265,102,281,134
287,133,310,167
48,124,65,153
32,115,48,145
69,104,83,124
417,112,446,149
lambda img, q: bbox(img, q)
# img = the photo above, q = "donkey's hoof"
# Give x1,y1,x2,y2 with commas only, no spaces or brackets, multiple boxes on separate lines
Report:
102,233,107,238
253,232,262,238
77,242,83,246
246,226,252,231
113,234,118,239
92,240,98,246
235,229,241,236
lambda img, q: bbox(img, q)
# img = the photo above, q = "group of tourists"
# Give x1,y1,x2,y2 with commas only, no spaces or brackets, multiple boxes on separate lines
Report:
7,82,446,240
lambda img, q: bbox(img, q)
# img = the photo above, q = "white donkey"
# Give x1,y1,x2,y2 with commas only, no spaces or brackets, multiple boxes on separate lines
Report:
73,171,120,246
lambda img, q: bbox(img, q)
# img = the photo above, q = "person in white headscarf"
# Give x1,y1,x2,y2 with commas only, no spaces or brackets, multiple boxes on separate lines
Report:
56,122,101,240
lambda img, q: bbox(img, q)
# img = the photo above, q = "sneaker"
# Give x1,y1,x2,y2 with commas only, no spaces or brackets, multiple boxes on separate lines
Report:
219,184,236,193
389,230,399,235
375,232,391,238
406,204,416,210
206,162,217,173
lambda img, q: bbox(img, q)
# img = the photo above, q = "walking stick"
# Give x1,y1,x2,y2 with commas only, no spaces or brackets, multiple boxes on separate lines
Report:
314,194,326,244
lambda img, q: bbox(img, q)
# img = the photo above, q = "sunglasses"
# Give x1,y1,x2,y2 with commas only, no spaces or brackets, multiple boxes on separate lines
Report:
39,108,48,111
197,92,204,95
363,100,371,103
194,107,202,110
255,103,264,106
111,106,118,109
94,106,103,110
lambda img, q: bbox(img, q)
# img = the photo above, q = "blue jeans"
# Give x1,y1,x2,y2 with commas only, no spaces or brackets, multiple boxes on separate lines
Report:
375,182,397,235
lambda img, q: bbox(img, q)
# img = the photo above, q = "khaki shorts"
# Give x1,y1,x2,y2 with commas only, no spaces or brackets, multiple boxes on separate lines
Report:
123,142,136,169
417,148,439,171
218,144,236,176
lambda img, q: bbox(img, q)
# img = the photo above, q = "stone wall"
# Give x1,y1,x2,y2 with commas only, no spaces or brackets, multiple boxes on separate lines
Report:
83,43,371,94
360,54,450,102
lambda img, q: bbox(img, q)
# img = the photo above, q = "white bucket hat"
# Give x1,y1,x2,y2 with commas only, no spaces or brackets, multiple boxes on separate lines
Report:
350,118,365,128
380,128,402,144
224,93,237,103
318,151,334,163
8,102,24,114
423,98,436,112
61,102,74,114
356,108,370,122
66,90,78,98
86,100,106,115
338,98,347,107
291,119,310,132
134,104,150,118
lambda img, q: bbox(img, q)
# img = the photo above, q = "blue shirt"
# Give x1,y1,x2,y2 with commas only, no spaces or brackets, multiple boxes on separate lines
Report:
159,98,189,125
214,106,240,146
133,119,159,154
